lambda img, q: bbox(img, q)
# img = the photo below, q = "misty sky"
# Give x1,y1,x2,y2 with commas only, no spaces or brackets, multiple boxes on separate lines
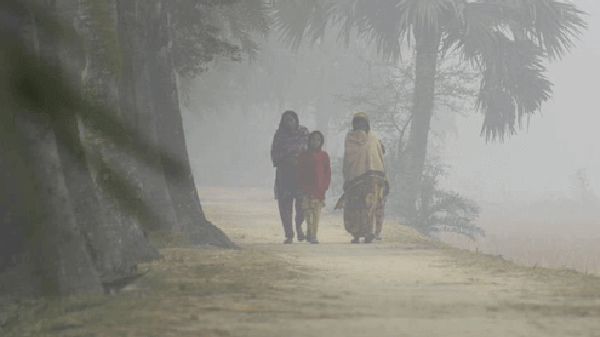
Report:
441,0,600,202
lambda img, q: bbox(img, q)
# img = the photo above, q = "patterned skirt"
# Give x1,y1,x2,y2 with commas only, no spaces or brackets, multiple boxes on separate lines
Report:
343,175,383,238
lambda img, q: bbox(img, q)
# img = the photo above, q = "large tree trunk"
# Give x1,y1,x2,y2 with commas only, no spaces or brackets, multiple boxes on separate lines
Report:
0,110,104,300
0,112,40,301
397,30,440,224
116,0,180,233
19,111,104,296
1,4,103,298
147,0,237,249
56,0,160,281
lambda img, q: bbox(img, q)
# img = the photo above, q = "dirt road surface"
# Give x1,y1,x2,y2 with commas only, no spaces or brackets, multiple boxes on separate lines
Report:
196,187,600,337
4,186,600,337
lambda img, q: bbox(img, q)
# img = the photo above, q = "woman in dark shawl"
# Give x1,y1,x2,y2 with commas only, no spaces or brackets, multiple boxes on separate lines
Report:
271,110,309,243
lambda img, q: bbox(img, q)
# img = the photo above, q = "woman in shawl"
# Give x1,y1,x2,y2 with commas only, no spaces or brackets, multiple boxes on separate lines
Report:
336,113,388,243
271,110,309,244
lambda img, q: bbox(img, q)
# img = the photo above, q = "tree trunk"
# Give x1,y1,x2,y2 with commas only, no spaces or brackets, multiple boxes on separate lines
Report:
1,108,105,300
116,0,179,233
57,0,160,281
21,111,105,296
0,115,36,301
7,2,104,297
0,7,103,297
148,0,237,249
397,30,440,224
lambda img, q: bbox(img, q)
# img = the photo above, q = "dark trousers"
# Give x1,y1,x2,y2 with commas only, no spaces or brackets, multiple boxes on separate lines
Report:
278,193,304,239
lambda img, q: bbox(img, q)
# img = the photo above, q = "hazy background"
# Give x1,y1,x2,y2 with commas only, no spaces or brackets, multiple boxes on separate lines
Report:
443,0,600,204
183,0,600,272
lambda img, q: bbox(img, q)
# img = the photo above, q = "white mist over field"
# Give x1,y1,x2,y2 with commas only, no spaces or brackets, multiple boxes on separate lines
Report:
435,0,600,274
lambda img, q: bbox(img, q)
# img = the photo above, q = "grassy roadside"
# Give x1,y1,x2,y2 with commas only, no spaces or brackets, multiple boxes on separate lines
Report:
4,221,600,336
0,242,304,337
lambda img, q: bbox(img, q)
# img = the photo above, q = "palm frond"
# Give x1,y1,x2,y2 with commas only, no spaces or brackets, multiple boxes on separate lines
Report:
451,1,576,141
446,2,510,65
484,0,587,61
346,0,405,60
476,33,552,141
219,0,273,61
273,0,337,51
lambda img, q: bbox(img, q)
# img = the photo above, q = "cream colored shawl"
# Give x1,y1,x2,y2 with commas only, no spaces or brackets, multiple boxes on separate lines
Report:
342,130,386,185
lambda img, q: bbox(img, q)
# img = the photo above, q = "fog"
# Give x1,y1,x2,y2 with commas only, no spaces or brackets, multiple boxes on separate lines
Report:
443,0,600,205
183,0,600,271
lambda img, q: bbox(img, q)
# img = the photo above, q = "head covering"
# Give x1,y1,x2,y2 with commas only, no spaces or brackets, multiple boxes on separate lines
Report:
352,112,370,132
271,112,309,199
343,114,386,190
271,112,309,168
279,110,299,130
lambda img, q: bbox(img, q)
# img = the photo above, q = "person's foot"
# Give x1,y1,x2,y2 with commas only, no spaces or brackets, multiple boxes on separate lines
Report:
310,237,319,244
306,230,312,243
350,237,360,244
284,238,293,244
364,234,373,244
374,233,382,241
297,230,305,242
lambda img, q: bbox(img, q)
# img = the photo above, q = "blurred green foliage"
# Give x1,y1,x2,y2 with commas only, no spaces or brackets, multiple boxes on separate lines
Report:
0,0,184,232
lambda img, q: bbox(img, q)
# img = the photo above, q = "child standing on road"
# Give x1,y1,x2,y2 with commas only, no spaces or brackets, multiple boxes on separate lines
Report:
297,131,331,244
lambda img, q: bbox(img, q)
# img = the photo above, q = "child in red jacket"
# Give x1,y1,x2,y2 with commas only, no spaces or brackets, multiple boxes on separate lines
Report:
296,131,331,244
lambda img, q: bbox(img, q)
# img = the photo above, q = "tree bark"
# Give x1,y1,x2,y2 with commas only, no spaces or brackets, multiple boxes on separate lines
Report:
20,111,105,296
116,0,180,233
147,0,237,249
1,0,105,302
2,1,104,298
397,30,440,224
0,111,55,300
56,0,160,281
0,8,103,295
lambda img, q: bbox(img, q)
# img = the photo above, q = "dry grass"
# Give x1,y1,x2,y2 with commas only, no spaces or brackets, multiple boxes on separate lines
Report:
0,246,305,337
5,187,600,336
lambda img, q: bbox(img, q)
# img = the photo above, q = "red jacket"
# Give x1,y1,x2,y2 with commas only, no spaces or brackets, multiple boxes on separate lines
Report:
296,148,331,200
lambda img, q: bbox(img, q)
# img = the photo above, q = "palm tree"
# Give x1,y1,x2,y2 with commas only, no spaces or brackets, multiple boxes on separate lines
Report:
273,0,586,224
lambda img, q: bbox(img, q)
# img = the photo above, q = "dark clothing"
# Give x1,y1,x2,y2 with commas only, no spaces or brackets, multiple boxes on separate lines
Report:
343,175,383,239
271,125,309,168
276,163,303,198
278,193,304,240
271,119,308,240
271,125,309,200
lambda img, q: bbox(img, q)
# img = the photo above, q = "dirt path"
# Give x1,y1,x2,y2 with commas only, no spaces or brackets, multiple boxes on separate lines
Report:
5,187,600,337
199,187,600,337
